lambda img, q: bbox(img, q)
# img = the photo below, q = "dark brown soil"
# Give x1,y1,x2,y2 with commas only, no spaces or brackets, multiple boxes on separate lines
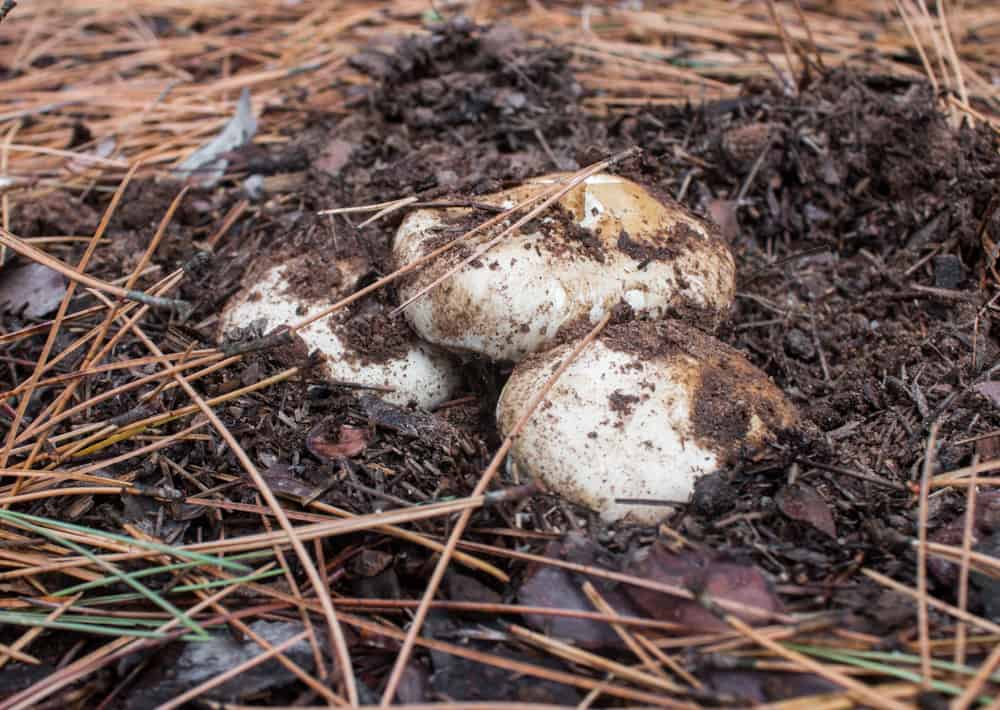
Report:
339,298,418,366
4,16,1000,707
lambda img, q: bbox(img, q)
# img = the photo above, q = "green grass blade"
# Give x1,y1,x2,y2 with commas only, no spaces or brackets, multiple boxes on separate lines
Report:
0,611,187,640
0,508,251,573
53,550,274,598
786,644,994,705
80,565,285,606
812,647,1000,683
3,512,210,640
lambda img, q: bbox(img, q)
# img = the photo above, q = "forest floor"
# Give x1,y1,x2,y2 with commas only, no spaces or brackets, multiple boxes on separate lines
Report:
0,1,999,708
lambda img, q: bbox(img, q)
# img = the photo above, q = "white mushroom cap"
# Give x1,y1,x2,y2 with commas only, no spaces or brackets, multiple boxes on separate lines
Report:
393,172,736,362
497,320,798,524
218,253,460,409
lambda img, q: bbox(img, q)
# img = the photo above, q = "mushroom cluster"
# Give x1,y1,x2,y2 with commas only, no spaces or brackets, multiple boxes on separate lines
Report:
392,172,800,523
219,171,799,523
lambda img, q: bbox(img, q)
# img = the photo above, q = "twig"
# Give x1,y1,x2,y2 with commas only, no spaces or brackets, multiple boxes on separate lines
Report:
916,426,938,688
0,163,141,477
726,616,911,710
953,462,977,670
0,227,190,316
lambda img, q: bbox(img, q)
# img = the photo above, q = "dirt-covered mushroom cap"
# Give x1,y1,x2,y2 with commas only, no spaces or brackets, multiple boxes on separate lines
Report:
393,172,736,362
496,320,799,524
218,252,460,409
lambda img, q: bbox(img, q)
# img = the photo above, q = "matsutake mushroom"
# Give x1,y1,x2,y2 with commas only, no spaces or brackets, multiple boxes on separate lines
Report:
392,172,736,362
218,251,460,409
496,320,799,524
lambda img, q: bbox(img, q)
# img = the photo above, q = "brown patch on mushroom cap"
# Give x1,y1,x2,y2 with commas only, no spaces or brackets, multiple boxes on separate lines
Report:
597,319,798,456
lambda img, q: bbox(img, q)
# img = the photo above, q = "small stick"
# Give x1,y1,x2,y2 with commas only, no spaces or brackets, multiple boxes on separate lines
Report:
797,458,906,491
0,228,190,317
727,616,911,710
953,462,978,670
356,196,417,228
917,424,938,687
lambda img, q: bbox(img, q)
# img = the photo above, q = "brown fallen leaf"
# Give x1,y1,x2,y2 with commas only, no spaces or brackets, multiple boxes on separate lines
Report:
517,534,638,648
446,572,502,605
121,620,328,708
701,668,840,704
974,381,1000,407
395,661,430,705
975,433,1000,463
360,393,474,456
0,262,66,318
260,463,315,502
707,198,740,242
623,543,783,632
776,482,837,538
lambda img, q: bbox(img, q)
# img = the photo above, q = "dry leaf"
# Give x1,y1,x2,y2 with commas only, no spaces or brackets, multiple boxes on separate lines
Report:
624,543,783,632
776,482,837,538
0,263,66,318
